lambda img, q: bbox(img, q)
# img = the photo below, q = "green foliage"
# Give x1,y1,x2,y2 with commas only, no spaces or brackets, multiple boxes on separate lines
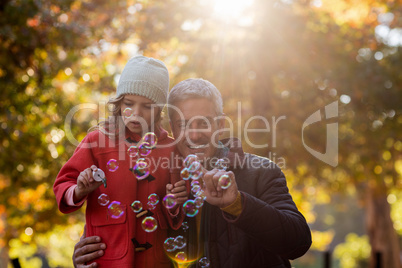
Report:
0,0,122,256
334,233,371,268
8,223,84,268
389,188,402,235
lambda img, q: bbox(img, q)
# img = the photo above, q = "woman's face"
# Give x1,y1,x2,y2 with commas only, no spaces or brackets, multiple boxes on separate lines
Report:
120,94,159,134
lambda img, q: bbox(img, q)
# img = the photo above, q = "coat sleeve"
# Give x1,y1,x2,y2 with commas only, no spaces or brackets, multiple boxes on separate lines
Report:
53,134,98,214
222,157,312,260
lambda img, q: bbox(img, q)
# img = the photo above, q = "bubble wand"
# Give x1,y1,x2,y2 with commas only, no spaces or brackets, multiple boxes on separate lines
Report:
92,168,107,188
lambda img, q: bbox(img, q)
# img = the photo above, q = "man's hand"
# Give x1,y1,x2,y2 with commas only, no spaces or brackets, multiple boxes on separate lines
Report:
74,165,102,203
73,228,106,268
202,169,239,208
166,180,188,207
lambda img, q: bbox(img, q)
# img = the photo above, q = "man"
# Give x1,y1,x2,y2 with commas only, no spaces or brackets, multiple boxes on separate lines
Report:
73,78,312,268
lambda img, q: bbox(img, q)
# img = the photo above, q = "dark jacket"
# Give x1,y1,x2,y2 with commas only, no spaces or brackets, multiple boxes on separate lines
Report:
171,138,312,268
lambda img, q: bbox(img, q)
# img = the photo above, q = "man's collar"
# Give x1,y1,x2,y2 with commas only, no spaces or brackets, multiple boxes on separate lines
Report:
214,138,245,168
203,138,246,169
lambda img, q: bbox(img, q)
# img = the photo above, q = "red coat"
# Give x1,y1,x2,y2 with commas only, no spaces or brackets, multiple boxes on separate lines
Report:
54,128,182,267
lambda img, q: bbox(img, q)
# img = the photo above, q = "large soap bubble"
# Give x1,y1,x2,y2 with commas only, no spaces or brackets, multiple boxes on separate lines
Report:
108,201,124,219
141,216,158,232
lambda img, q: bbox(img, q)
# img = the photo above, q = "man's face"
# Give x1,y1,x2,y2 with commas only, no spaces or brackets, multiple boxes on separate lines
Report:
170,98,224,160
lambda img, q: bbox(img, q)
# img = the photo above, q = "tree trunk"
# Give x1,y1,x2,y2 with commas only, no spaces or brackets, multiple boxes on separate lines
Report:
366,180,401,268
0,246,9,268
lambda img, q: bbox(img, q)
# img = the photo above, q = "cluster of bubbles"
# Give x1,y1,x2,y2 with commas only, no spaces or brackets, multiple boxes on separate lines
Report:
95,136,226,267
163,235,191,264
97,132,158,183
94,132,160,233
163,235,187,252
164,155,230,266
180,155,206,218
129,132,158,180
179,155,230,218
164,234,210,268
129,193,160,232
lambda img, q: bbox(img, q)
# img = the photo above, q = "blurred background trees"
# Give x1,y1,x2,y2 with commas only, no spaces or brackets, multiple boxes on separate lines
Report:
1,0,401,267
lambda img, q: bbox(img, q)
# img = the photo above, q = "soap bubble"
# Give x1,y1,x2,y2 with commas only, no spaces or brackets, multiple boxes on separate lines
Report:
133,160,150,180
188,161,201,173
136,157,150,165
130,200,142,213
183,154,198,168
107,159,119,172
175,251,187,262
194,196,204,208
218,174,231,189
180,168,191,181
163,237,176,252
142,132,158,149
174,235,186,249
195,190,207,201
191,180,200,187
190,170,203,180
181,222,189,232
98,193,110,206
127,145,138,158
214,159,228,170
191,184,201,196
148,193,159,206
108,201,124,219
139,142,152,157
162,194,177,209
183,200,198,217
147,202,157,210
141,216,158,232
123,107,133,118
199,257,210,267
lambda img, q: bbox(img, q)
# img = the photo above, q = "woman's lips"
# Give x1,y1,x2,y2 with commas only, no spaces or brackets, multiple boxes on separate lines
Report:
129,121,141,127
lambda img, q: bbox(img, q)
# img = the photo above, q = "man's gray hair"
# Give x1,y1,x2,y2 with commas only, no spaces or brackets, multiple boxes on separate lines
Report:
168,78,223,119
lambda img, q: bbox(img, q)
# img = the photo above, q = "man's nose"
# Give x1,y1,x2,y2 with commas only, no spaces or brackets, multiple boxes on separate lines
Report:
186,128,202,142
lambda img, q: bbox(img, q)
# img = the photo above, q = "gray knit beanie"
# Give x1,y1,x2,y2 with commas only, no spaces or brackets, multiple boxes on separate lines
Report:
116,56,169,106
